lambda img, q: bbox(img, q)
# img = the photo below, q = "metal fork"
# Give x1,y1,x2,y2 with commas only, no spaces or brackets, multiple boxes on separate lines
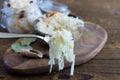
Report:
0,32,50,43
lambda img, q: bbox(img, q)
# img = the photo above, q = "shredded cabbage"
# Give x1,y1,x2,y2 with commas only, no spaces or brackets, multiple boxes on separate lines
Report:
48,29,75,75
36,13,84,35
35,12,84,75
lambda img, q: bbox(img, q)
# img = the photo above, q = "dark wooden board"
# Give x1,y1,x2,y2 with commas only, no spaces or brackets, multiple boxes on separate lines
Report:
0,0,120,79
2,22,107,75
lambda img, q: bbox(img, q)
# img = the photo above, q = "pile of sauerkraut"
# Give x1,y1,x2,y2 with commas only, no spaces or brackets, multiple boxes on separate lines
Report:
3,0,42,33
35,12,84,75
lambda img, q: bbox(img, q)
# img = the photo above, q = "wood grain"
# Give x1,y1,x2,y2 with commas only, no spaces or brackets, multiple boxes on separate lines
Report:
0,0,120,80
3,22,107,75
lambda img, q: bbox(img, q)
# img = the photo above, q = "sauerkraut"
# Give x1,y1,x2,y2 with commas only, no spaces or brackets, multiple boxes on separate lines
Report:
35,12,84,75
35,12,84,35
2,0,42,33
48,29,75,75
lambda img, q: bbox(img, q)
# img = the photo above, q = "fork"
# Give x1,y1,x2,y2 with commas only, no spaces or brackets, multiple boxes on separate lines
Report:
0,32,50,43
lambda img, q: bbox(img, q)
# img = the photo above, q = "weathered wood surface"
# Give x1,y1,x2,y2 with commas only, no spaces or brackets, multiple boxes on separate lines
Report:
3,22,107,75
0,0,120,80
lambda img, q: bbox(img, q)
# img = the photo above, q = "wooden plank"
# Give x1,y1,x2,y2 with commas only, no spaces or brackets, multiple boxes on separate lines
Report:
94,49,120,59
0,0,119,80
52,72,120,80
75,59,120,74
105,30,120,49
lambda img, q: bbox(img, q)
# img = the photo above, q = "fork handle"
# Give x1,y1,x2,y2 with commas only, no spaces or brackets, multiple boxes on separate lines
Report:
0,32,43,39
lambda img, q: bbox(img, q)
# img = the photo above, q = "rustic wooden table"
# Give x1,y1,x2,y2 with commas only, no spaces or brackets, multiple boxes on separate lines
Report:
0,0,120,80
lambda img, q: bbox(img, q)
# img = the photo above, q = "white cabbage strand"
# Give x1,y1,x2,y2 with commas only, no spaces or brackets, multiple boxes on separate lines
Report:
48,29,75,75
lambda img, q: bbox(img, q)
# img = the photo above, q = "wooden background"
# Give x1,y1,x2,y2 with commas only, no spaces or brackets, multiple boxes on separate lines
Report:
0,0,120,80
